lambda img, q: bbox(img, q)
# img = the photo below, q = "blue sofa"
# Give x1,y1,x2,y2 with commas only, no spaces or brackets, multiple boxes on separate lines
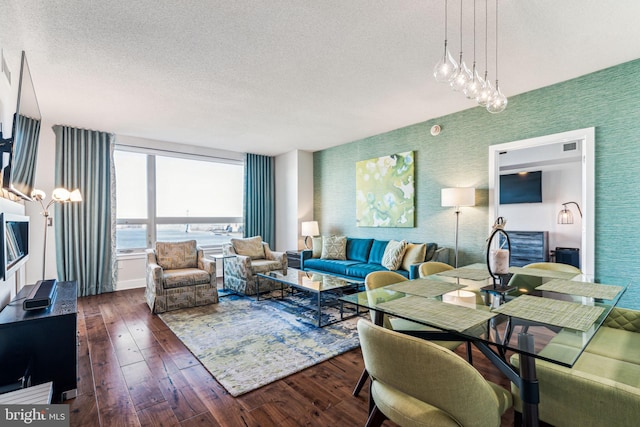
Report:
300,238,448,281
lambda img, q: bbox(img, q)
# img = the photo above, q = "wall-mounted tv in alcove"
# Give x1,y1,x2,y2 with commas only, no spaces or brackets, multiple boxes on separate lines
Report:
499,171,543,204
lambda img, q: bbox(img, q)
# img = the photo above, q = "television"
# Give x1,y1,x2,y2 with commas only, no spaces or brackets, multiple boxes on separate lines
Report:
0,51,41,201
499,171,543,204
0,213,29,281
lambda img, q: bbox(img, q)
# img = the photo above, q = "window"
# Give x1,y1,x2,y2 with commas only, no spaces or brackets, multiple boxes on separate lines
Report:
114,148,243,252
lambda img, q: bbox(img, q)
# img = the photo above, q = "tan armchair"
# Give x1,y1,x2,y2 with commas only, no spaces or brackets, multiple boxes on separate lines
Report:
358,319,512,427
222,236,287,295
145,240,218,313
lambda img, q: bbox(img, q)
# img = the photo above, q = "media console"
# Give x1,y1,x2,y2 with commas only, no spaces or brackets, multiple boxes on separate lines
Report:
0,281,77,402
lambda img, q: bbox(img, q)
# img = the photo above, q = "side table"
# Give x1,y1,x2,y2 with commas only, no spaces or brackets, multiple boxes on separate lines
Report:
210,254,236,290
286,250,303,269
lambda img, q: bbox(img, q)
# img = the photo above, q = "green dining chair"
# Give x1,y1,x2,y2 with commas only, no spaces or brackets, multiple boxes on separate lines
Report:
417,261,453,277
358,319,513,427
508,262,581,298
353,271,466,397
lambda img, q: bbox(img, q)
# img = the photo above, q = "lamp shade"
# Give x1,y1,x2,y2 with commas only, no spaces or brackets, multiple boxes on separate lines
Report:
558,208,574,224
301,221,319,237
441,187,476,207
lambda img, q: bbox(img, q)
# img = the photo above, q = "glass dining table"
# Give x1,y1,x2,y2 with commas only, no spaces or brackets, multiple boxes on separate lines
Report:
339,263,630,427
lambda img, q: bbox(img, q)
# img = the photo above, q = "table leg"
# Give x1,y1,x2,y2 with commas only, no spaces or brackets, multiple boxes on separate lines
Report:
317,292,322,328
518,332,540,427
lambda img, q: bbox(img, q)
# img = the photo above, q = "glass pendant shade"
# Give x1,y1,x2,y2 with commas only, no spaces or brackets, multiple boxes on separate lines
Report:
434,43,458,83
450,59,471,91
487,83,508,113
476,78,493,106
558,208,574,224
464,66,484,99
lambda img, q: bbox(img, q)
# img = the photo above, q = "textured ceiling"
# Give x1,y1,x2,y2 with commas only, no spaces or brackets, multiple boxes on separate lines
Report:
2,1,640,156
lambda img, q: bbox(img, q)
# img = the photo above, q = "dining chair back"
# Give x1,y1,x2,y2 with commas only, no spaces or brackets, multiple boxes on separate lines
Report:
358,319,512,427
418,261,453,277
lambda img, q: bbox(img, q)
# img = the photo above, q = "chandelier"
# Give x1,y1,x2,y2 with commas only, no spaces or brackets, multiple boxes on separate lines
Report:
433,0,507,113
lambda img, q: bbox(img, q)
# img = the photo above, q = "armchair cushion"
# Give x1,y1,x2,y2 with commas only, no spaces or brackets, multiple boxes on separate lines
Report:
155,240,198,270
163,269,212,289
231,236,265,259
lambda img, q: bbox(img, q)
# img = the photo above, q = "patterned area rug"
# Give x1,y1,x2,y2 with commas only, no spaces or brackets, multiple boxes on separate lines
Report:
159,293,360,396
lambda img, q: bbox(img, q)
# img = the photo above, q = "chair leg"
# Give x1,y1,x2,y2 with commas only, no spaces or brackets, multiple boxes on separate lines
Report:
365,405,387,427
466,341,473,365
353,368,369,397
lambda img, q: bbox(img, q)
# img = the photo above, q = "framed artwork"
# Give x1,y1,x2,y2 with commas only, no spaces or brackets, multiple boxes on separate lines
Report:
356,151,414,227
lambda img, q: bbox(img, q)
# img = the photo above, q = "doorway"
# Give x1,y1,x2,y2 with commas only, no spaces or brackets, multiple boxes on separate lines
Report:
488,128,595,275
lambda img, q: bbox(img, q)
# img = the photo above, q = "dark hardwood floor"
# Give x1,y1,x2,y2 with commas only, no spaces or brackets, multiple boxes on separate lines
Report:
66,287,516,426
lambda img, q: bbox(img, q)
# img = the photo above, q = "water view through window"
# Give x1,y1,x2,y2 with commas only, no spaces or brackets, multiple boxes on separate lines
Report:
114,150,243,251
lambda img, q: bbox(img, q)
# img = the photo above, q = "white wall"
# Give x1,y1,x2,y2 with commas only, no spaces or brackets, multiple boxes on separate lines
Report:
274,150,314,252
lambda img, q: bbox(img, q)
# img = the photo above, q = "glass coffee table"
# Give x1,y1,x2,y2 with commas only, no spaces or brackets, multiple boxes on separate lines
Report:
256,268,364,327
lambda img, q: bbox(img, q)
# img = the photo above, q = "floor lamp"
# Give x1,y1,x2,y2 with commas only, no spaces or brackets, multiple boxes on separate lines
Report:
441,187,475,268
31,187,83,280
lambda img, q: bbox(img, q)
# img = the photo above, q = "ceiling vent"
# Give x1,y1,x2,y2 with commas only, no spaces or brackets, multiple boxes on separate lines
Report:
563,142,577,151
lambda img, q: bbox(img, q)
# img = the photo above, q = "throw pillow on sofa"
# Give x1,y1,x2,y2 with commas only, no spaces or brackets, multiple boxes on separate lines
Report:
312,236,323,258
321,235,347,260
382,240,408,270
401,243,427,271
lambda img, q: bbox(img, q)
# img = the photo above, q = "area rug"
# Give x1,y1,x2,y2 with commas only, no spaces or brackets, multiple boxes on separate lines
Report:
158,293,360,396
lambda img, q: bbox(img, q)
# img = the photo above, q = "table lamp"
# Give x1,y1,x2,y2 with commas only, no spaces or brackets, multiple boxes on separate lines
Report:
301,221,319,250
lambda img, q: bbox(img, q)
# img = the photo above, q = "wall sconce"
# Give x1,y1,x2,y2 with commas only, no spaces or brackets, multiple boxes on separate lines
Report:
31,187,83,279
558,201,582,224
301,221,319,250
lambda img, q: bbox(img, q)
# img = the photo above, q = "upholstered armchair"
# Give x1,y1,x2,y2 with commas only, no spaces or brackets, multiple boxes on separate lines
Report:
145,240,218,313
222,236,287,295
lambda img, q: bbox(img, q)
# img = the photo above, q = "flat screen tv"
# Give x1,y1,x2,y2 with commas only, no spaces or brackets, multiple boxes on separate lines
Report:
0,51,41,201
499,171,543,204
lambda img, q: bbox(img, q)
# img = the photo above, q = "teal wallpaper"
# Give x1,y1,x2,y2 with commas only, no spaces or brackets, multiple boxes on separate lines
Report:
314,58,640,309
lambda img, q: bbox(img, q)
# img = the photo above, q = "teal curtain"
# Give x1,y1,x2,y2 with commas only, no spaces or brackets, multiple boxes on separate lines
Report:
53,125,116,296
11,114,41,195
244,153,275,247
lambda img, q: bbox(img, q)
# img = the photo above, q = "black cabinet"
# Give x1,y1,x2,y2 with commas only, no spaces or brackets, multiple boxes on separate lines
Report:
0,281,77,402
505,231,549,267
286,250,302,269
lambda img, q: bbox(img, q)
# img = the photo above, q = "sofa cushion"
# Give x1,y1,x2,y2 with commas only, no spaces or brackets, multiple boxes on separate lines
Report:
312,237,323,258
346,238,374,262
304,258,358,276
368,240,389,265
382,240,408,270
156,240,198,270
401,243,427,271
345,263,410,279
585,326,640,365
231,236,265,259
321,235,347,260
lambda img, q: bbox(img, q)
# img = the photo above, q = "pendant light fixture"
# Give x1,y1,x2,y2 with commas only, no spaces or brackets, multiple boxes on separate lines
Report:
434,0,507,113
450,0,471,91
487,0,508,113
475,0,493,106
433,0,458,83
464,0,485,99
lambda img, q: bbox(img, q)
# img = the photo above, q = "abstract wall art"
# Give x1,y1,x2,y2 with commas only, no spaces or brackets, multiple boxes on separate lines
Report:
355,151,414,227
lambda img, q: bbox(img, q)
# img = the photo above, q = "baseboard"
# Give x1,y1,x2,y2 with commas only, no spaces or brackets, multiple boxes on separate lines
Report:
115,278,145,291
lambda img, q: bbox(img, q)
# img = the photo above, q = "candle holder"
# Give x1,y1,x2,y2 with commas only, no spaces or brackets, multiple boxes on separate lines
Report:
482,217,514,295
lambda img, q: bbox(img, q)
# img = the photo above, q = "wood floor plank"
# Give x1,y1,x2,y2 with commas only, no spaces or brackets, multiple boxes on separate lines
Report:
74,287,517,427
